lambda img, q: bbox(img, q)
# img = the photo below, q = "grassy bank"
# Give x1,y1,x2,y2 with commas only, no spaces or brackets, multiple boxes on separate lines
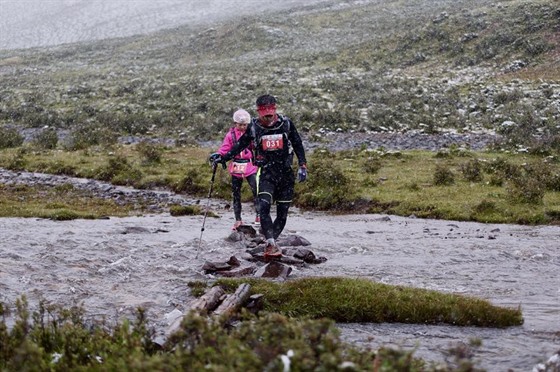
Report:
0,144,558,224
2,274,521,371
214,277,522,328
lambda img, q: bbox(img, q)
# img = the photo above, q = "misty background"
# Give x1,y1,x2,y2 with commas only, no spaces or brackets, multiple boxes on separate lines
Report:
0,0,329,50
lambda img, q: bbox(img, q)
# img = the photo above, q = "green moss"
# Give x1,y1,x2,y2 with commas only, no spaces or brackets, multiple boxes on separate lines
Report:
216,277,523,328
0,183,138,219
169,204,202,216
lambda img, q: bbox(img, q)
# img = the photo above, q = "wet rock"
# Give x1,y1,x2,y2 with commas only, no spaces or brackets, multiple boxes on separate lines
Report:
236,224,257,237
202,256,240,273
226,231,244,242
277,234,311,247
238,252,255,261
374,216,391,222
202,261,232,272
253,261,292,279
283,247,326,264
215,266,257,277
227,256,241,267
119,226,152,234
245,246,264,256
279,255,307,266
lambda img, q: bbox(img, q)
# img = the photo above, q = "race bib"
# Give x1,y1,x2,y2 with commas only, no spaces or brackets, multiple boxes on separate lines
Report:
230,161,248,175
261,134,284,151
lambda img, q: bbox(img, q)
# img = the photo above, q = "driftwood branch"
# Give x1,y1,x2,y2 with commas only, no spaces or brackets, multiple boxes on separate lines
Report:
190,285,226,313
165,285,226,337
213,283,252,318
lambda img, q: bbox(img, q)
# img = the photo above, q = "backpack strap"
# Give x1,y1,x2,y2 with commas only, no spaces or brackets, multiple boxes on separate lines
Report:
230,127,238,145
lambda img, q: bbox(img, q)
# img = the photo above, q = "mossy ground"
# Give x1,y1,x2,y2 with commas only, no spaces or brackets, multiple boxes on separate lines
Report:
0,183,137,219
1,145,558,224
215,277,523,328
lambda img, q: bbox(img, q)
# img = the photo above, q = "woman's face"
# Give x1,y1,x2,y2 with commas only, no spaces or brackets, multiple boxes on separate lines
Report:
235,122,248,132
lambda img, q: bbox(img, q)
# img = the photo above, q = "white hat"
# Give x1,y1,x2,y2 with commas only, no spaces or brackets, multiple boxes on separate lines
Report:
233,109,251,124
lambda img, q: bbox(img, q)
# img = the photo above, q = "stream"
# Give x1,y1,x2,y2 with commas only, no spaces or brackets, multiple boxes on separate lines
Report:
1,209,558,371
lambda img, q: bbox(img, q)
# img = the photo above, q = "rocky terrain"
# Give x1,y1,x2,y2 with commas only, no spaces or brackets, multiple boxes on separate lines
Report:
0,0,558,153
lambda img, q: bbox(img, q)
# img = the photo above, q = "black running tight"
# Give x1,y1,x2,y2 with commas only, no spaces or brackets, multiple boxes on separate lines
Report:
259,194,290,240
231,174,258,221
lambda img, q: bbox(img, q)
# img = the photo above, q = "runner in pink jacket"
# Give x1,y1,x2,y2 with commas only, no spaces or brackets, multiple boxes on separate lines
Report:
210,109,259,230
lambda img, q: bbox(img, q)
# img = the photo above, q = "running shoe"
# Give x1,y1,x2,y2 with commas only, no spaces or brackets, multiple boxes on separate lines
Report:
264,239,282,258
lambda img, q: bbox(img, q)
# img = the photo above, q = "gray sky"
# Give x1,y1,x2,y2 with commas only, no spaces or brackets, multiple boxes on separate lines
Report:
0,0,329,50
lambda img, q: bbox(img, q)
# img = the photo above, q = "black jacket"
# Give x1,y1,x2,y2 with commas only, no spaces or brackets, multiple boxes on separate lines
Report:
224,115,306,169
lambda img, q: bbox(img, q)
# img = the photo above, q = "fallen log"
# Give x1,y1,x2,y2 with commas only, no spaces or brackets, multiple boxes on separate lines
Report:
190,285,226,312
213,283,252,318
165,285,226,337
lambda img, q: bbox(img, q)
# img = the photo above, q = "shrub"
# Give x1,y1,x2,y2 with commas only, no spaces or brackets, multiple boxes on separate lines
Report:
433,164,455,186
493,89,523,105
5,148,27,171
95,155,143,186
460,158,484,182
506,176,543,206
0,126,24,149
504,161,554,204
506,177,545,204
488,175,504,187
111,168,143,186
31,128,58,150
136,140,163,164
43,161,77,176
62,124,118,151
547,172,560,192
473,200,497,214
484,158,521,180
295,154,358,211
361,156,383,174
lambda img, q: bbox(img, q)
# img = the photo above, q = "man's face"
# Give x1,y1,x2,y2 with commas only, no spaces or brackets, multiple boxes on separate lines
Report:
257,104,277,126
259,113,276,126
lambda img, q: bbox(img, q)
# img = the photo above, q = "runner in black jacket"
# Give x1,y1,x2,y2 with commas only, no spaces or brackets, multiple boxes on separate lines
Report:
213,94,307,259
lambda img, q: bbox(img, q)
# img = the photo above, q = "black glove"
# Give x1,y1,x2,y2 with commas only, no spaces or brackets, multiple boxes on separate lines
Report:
209,153,226,169
209,153,221,163
297,164,307,183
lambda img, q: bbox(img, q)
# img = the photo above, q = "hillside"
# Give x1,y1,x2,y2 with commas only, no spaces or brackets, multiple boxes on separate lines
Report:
0,0,558,152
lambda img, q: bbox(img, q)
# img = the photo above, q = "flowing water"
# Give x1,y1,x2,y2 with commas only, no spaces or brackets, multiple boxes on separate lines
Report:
0,208,558,371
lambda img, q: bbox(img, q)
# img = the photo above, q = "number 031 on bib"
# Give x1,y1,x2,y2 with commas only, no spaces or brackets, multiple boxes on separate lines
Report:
261,134,284,151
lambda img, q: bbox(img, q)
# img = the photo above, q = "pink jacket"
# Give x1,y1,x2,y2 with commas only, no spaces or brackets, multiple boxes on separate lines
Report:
217,127,258,178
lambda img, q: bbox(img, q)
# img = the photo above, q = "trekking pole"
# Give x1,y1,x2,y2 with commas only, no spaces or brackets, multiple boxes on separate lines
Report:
197,162,219,258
